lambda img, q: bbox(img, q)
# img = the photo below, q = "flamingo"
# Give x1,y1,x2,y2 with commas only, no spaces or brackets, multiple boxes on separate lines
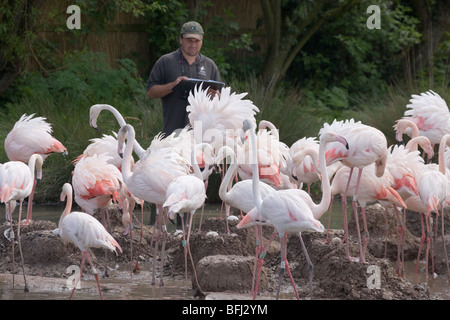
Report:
117,124,190,287
215,145,276,296
4,113,68,224
238,121,286,188
237,119,348,300
415,134,450,283
0,153,43,292
76,133,125,169
89,104,148,160
402,90,450,151
163,143,213,296
71,153,125,277
186,85,259,154
186,85,260,225
330,161,407,263
287,137,342,193
320,118,388,262
53,183,122,300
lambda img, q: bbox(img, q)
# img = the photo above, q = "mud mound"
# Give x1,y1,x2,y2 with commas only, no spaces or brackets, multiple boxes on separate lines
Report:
0,205,438,299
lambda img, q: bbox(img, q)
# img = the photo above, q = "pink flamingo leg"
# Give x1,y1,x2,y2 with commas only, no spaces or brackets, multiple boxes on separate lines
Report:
254,231,276,300
25,179,36,224
70,251,103,300
415,212,425,277
158,210,168,287
17,200,28,292
134,201,145,273
299,232,314,299
360,206,369,263
186,213,204,297
251,225,261,297
440,207,450,285
325,195,334,242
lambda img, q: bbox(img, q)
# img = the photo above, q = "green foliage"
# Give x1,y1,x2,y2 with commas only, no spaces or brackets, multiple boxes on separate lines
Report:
288,0,422,114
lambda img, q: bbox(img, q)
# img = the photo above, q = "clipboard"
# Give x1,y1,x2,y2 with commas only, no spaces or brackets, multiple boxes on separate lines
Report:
173,78,225,92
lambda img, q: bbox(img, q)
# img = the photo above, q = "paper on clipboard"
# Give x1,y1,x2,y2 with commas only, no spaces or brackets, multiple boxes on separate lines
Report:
173,78,225,92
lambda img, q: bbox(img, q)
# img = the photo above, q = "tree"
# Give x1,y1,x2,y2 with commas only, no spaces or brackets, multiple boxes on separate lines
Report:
259,0,359,91
0,0,44,96
409,0,450,84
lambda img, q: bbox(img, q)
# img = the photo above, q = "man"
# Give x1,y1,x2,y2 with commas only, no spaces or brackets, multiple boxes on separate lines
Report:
146,21,222,138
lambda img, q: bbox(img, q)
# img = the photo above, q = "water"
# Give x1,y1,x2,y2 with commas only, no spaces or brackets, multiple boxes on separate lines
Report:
0,202,449,300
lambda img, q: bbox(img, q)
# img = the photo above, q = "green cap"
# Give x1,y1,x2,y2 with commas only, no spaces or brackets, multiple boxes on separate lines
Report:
180,21,204,40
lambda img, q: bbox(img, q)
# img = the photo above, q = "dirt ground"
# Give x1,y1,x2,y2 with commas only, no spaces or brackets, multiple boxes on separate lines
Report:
0,202,448,300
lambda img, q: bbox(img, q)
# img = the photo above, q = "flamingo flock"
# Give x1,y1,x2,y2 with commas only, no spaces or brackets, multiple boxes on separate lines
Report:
1,87,449,299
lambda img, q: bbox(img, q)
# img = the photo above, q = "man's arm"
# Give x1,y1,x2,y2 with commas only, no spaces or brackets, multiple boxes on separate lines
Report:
147,76,188,98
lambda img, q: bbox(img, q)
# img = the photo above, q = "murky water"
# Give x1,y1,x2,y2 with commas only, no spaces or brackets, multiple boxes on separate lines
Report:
0,202,449,300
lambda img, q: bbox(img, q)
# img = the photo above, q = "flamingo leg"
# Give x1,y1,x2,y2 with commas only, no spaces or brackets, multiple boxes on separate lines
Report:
25,179,36,225
133,201,144,273
85,252,104,300
342,168,355,261
299,232,313,299
8,201,16,289
254,231,276,300
424,209,432,282
101,208,110,278
186,212,204,298
151,210,161,285
159,209,168,287
440,207,450,285
251,225,261,297
415,212,426,277
275,232,286,300
326,195,334,242
17,200,28,292
348,168,365,263
384,207,389,258
197,180,208,234
360,206,369,263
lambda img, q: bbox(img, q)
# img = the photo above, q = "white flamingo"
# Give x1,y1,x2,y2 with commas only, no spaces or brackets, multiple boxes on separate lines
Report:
117,124,190,287
0,154,43,291
237,119,348,299
53,183,122,300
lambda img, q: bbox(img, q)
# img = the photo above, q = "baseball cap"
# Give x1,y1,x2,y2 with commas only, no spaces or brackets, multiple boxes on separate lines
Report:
180,21,204,40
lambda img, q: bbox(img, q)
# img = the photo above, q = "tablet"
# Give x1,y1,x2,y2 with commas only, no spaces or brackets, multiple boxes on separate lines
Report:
173,78,226,92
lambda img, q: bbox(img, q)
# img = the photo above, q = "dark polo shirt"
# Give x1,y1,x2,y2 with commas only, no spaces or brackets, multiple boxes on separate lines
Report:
147,48,221,137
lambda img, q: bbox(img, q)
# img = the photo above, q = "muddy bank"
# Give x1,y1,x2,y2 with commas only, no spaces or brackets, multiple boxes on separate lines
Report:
0,203,447,300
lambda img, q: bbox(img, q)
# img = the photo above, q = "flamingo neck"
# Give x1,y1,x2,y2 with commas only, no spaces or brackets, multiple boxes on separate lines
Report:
100,104,146,159
312,139,332,220
438,137,448,174
248,126,263,211
218,148,237,201
121,126,135,182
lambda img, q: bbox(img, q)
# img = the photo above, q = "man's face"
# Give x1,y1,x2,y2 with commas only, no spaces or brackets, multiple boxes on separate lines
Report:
180,36,203,58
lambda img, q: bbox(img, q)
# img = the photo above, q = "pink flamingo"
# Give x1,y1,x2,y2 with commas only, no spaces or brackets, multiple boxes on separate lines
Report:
54,183,122,300
330,161,407,263
4,114,67,224
238,119,348,300
0,154,43,291
320,118,388,262
402,90,450,151
163,143,213,297
71,153,124,277
117,124,190,287
415,134,450,283
215,145,276,296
